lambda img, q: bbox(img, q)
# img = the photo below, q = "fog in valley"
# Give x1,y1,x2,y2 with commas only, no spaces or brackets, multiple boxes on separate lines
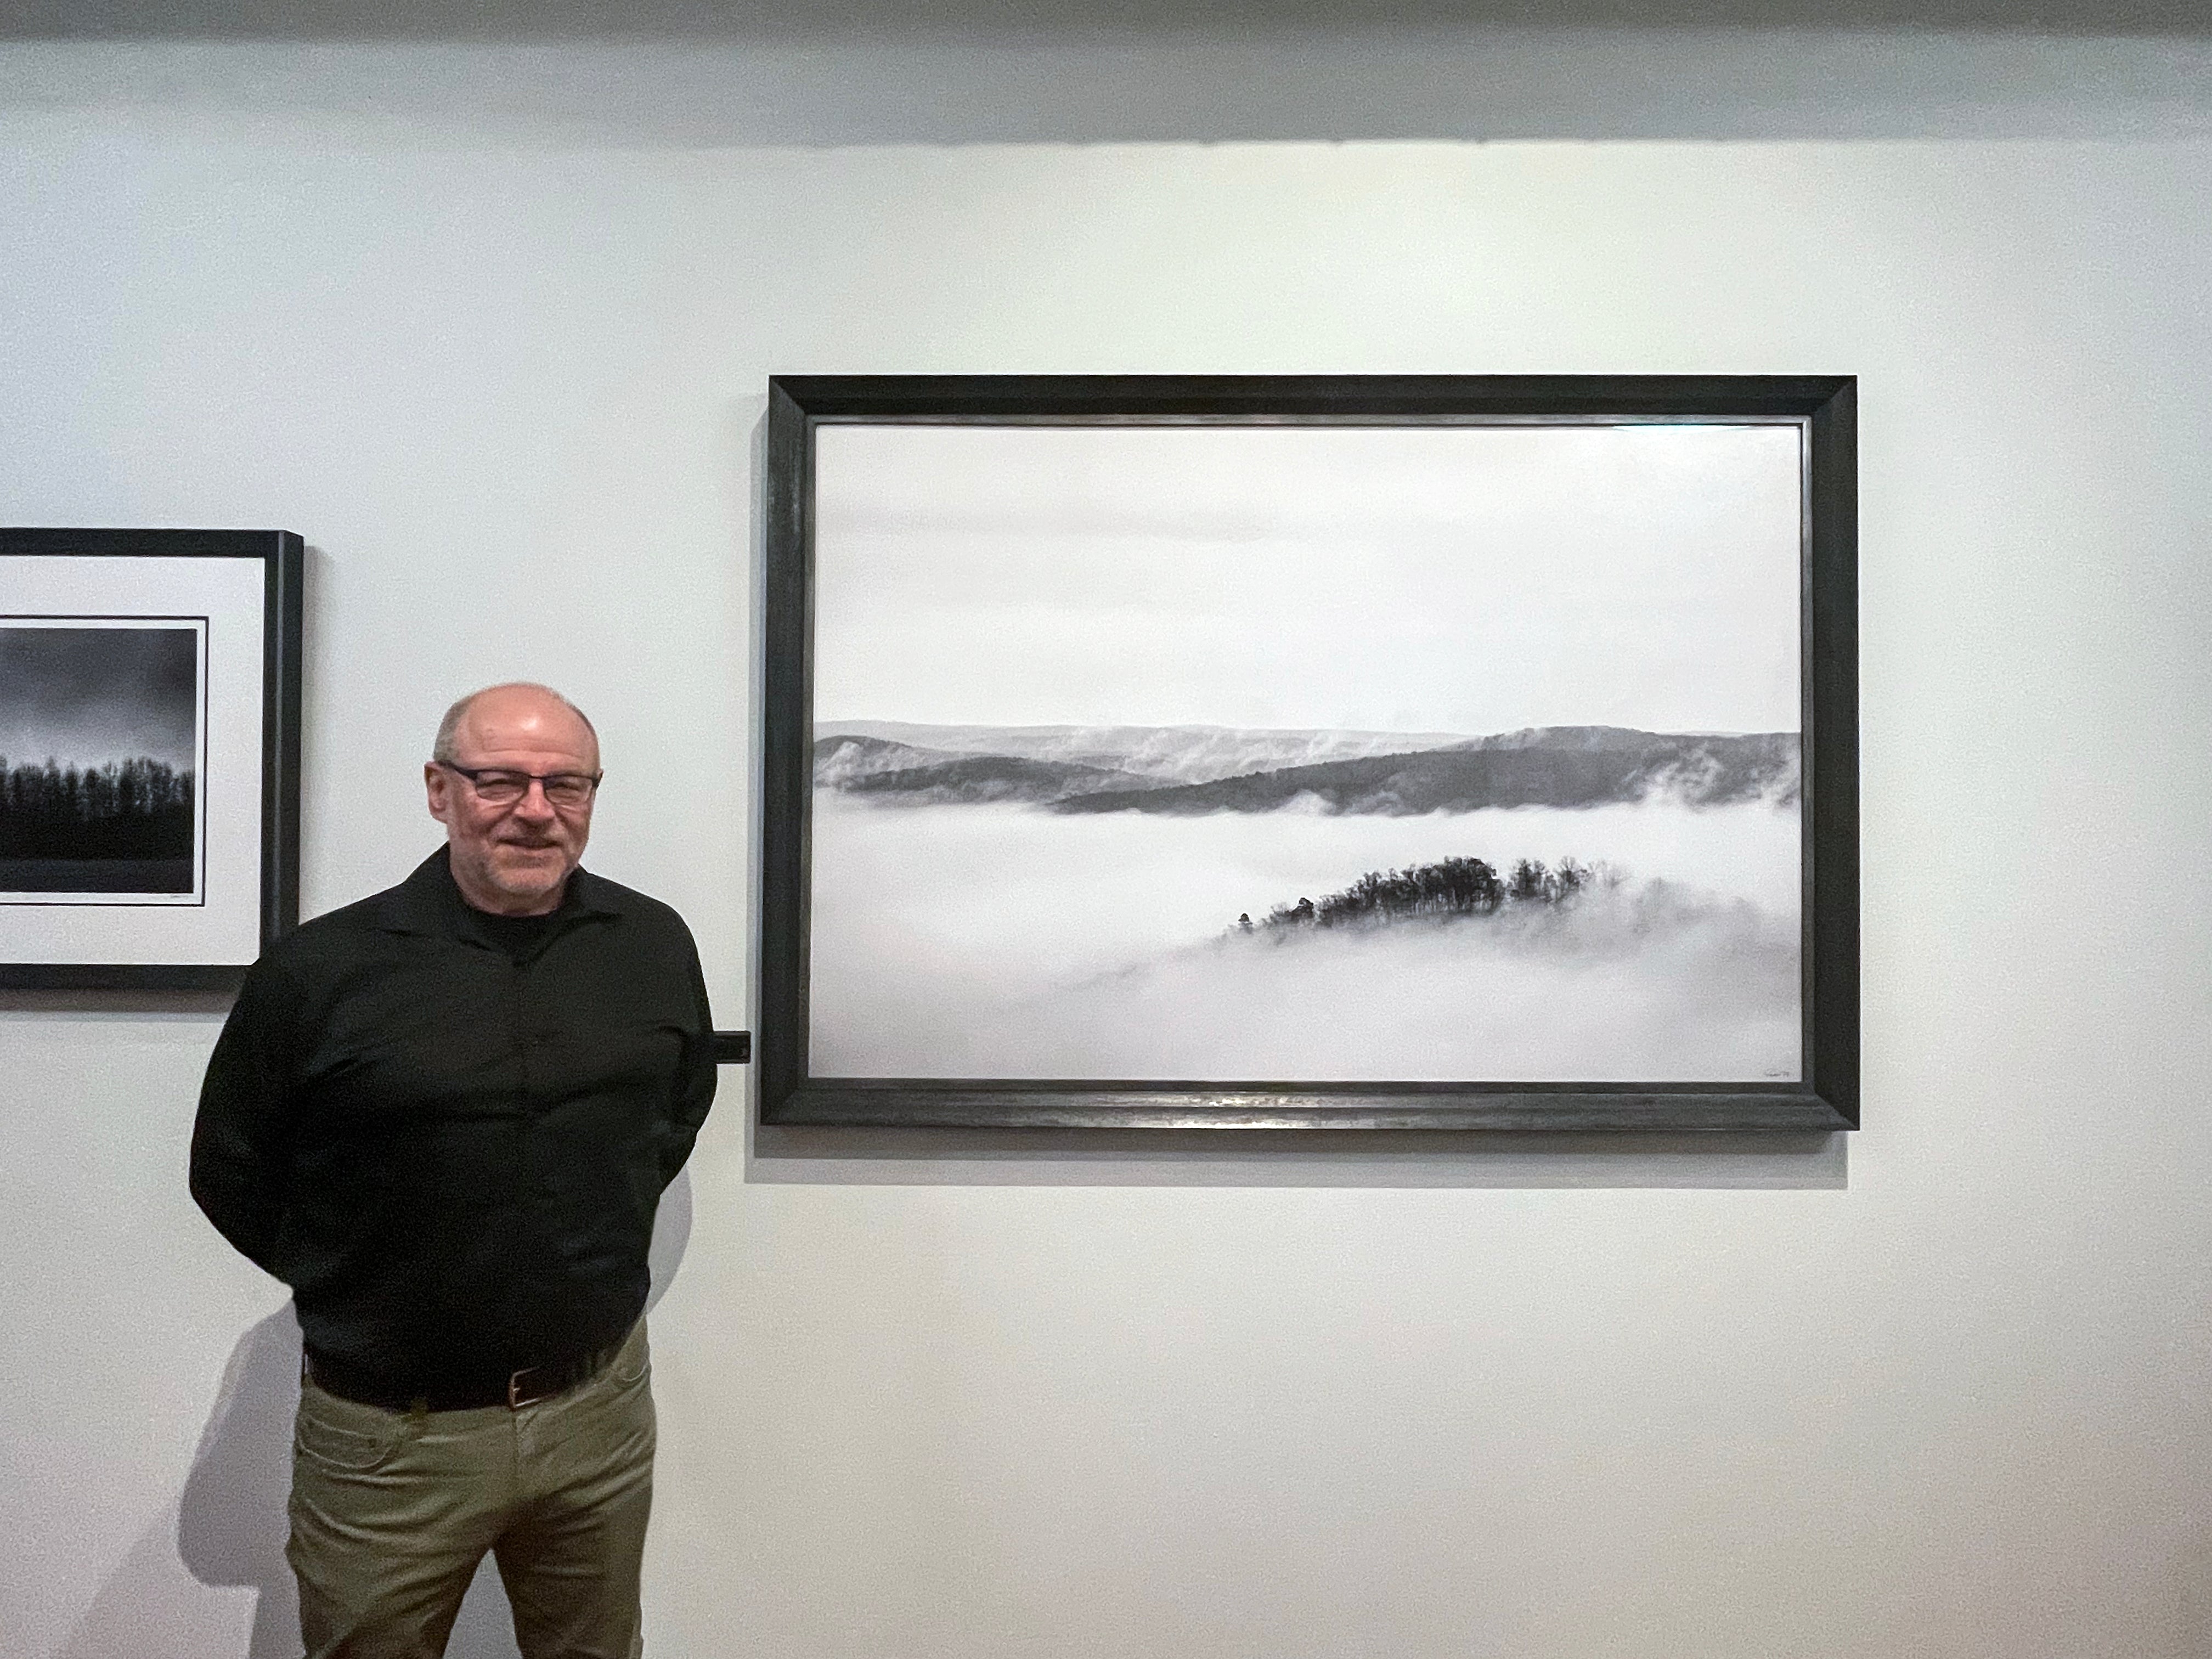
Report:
808,794,1802,1083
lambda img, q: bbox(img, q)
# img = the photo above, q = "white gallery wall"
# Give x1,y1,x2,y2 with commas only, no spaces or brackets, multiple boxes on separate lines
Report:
3,25,2211,1659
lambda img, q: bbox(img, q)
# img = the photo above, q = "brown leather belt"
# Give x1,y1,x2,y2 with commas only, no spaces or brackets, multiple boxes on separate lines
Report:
303,1336,625,1413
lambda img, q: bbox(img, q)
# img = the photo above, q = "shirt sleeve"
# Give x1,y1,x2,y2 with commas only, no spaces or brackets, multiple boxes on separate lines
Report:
658,922,719,1189
188,951,303,1280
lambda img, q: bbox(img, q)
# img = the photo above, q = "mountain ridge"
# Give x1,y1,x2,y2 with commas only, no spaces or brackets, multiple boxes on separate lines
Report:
1053,731,1798,815
816,735,1158,804
816,724,1801,814
816,720,1472,784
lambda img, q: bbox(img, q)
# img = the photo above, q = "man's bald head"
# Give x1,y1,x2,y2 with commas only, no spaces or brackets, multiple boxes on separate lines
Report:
432,683,599,771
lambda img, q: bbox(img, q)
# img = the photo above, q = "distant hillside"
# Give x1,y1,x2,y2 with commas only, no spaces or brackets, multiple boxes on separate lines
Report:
831,750,1156,806
1448,725,1709,753
1053,730,1800,816
816,724,1802,814
812,733,974,787
815,721,1471,785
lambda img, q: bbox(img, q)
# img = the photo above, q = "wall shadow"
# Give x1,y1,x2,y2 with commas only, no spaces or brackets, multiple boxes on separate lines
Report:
176,1304,302,1658
12,0,2212,40
5,30,2208,146
750,1123,1848,1189
54,1170,694,1659
0,988,235,1018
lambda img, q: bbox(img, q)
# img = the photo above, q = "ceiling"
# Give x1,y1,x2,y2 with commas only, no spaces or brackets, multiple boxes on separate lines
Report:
4,0,2208,38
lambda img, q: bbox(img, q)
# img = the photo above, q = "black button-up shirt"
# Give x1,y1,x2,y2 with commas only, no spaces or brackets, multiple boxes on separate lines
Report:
190,848,716,1395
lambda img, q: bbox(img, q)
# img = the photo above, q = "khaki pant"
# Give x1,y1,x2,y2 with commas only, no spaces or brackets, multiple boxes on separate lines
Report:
287,1322,656,1659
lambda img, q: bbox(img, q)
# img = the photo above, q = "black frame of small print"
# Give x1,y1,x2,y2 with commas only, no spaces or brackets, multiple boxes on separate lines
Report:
759,376,1857,1134
0,529,304,990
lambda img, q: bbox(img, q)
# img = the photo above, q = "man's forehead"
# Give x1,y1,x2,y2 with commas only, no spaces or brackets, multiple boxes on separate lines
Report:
453,695,597,760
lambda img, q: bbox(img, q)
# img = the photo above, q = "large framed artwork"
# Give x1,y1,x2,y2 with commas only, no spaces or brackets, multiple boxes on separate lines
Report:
760,377,1856,1133
0,529,304,990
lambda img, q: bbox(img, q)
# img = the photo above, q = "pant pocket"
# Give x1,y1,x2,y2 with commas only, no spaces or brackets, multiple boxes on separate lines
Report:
294,1388,403,1475
610,1322,651,1387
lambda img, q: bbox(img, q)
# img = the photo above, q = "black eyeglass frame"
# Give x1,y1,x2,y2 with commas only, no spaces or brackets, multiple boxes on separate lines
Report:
434,760,605,806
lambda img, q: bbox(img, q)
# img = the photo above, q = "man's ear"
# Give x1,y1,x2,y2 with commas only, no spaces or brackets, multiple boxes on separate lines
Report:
425,761,453,825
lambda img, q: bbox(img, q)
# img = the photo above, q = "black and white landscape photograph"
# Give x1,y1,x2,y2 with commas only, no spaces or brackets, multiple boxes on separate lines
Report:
0,619,204,901
806,419,1806,1084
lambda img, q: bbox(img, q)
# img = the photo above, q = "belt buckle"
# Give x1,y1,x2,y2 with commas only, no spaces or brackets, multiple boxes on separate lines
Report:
507,1364,554,1410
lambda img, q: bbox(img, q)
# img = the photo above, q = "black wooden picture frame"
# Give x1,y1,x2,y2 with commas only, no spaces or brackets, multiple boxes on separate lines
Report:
1,528,304,990
760,376,1856,1133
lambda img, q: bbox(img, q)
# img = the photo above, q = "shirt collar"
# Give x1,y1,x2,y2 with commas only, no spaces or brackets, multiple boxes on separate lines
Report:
377,845,619,943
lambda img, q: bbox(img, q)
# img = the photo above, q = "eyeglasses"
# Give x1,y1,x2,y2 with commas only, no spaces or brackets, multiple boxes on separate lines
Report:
437,761,602,809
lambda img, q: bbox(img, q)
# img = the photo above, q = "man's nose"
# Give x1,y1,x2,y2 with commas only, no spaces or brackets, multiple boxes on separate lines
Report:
511,781,558,818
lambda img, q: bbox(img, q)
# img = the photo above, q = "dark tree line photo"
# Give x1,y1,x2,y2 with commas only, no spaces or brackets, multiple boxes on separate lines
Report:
0,755,196,862
1,622,203,895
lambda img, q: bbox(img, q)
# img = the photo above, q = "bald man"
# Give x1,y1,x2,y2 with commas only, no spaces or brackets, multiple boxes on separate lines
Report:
191,684,716,1659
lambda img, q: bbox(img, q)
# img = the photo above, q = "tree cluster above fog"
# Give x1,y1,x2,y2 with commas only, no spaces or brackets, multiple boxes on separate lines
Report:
1248,855,1615,934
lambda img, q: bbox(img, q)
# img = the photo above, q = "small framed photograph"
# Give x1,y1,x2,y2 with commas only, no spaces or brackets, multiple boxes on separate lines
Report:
1,529,303,989
759,377,1856,1133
